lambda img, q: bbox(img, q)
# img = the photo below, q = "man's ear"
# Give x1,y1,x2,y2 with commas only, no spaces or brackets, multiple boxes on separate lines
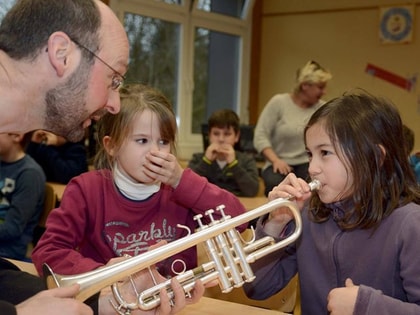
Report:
103,136,115,156
46,31,74,77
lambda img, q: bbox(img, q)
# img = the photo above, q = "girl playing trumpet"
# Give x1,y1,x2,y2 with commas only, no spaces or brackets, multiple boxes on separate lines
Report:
245,92,420,314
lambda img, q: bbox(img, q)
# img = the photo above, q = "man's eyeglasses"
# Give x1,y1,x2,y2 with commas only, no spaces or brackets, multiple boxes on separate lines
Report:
71,38,125,91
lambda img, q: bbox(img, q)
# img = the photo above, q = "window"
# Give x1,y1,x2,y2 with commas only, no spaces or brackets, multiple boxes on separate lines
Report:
110,0,254,159
197,0,247,19
0,0,15,21
192,27,240,133
124,13,180,115
0,0,254,160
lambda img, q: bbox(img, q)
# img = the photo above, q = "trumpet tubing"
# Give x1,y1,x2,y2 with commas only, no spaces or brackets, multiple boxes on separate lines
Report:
44,180,321,310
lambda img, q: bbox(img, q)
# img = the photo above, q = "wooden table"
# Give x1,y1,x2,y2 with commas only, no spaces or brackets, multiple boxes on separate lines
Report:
179,296,286,315
237,196,267,211
5,258,38,275
47,181,269,209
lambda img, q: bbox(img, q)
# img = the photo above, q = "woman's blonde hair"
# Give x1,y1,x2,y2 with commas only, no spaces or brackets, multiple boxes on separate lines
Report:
293,60,332,93
94,84,177,170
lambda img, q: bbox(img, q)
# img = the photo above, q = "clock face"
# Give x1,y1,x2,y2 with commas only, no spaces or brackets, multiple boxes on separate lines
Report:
380,6,413,43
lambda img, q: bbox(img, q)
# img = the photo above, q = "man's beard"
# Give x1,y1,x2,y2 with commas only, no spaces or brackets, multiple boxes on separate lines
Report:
44,59,91,142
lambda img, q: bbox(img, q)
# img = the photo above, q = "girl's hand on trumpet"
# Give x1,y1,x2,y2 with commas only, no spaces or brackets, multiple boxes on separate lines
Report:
264,174,313,235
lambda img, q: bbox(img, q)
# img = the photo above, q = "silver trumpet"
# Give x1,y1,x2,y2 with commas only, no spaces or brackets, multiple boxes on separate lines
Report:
43,180,321,311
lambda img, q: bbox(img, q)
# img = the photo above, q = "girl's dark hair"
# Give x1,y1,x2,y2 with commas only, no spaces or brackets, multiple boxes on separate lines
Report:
0,0,100,61
94,84,177,170
305,91,420,230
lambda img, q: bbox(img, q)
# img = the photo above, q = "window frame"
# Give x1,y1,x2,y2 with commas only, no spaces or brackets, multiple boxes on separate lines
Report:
109,0,254,159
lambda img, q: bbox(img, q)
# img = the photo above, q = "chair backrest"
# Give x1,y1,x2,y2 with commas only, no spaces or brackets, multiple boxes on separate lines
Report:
38,183,57,228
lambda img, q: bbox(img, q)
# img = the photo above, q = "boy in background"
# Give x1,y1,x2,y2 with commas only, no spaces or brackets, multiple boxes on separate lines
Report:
0,132,46,260
188,109,259,197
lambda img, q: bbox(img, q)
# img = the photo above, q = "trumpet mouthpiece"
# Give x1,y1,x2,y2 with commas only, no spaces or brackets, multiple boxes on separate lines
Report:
308,179,321,192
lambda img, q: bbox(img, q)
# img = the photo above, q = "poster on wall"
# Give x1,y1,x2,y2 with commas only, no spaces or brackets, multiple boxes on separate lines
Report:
379,5,414,44
365,63,416,91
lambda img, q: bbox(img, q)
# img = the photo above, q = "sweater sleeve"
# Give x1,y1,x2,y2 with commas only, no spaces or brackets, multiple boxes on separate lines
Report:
31,176,104,276
0,252,99,315
0,168,45,240
228,152,259,197
354,285,420,315
187,153,211,177
353,209,420,314
253,95,283,153
0,259,45,310
0,258,42,314
243,217,297,300
0,301,16,315
26,142,88,184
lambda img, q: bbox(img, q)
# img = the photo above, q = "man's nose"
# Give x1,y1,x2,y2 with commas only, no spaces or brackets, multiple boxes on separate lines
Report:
105,91,121,114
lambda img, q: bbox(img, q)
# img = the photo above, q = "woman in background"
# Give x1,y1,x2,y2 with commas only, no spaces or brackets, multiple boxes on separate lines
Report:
253,60,332,195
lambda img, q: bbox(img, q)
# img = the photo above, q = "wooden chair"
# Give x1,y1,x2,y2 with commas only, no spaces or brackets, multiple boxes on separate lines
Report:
38,183,57,228
31,183,58,247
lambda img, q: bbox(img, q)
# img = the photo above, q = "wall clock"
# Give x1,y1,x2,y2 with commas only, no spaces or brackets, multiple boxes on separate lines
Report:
379,5,414,44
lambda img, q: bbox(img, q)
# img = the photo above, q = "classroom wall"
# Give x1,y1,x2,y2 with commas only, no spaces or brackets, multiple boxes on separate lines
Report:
256,0,420,151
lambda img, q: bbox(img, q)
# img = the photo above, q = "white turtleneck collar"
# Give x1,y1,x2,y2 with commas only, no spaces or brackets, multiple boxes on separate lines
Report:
113,163,161,200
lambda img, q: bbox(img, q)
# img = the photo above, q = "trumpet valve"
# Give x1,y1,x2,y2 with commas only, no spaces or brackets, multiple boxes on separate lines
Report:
193,214,205,228
205,209,216,223
216,205,231,221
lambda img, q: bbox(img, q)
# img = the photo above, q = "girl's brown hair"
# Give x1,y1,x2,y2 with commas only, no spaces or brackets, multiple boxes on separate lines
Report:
94,84,177,170
305,91,420,230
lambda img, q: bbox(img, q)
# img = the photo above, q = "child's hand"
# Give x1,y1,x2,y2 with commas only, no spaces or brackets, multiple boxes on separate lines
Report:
216,144,236,163
32,130,66,146
144,151,183,188
261,174,312,235
327,278,358,315
268,173,313,209
204,143,220,161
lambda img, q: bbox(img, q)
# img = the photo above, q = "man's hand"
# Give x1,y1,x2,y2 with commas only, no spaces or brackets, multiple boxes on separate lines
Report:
16,284,93,315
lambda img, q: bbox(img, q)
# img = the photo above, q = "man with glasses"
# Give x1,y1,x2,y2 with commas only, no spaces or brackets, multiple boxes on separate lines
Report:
0,1,203,314
0,0,127,143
